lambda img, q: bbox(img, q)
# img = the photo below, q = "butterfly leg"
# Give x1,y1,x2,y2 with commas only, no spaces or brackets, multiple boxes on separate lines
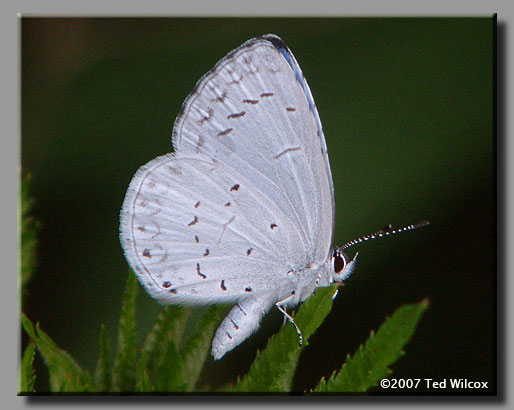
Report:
313,270,323,295
276,296,303,347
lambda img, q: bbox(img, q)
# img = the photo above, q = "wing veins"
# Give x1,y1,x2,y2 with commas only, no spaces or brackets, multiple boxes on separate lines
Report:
134,170,277,260
180,159,288,258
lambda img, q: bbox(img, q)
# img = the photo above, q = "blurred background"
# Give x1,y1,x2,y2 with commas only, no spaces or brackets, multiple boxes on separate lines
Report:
21,17,494,393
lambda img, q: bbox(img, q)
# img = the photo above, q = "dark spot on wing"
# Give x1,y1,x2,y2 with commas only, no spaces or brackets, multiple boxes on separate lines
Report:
227,71,243,84
245,287,252,293
220,280,227,291
188,216,199,226
137,226,146,232
169,288,177,294
162,281,172,288
194,235,199,243
217,128,233,136
229,317,239,330
236,302,247,315
227,111,246,119
203,249,210,257
242,56,258,74
225,330,233,339
230,184,240,191
142,249,151,258
286,107,296,112
246,248,253,256
195,134,205,153
243,99,259,104
214,91,227,103
225,201,231,207
260,92,274,97
273,146,302,159
194,201,200,208
199,108,214,124
196,263,206,279
270,223,278,230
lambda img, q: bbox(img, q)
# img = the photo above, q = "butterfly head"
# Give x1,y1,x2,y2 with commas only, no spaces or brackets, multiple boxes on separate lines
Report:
330,249,358,283
329,220,429,284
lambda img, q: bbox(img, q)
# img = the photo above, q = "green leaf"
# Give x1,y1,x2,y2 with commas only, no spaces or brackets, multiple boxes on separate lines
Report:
135,305,189,391
19,341,36,393
136,304,226,392
230,285,338,392
21,314,92,392
94,324,112,392
139,305,189,374
155,338,185,391
313,299,429,393
113,272,138,392
135,367,154,392
19,173,40,294
179,305,227,391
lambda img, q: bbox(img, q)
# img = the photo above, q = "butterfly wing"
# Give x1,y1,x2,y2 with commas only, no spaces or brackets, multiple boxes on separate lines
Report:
120,35,334,307
173,35,335,266
120,35,335,359
120,151,305,304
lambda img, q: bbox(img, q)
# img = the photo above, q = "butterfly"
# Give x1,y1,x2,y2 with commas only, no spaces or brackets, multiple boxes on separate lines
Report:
120,34,428,360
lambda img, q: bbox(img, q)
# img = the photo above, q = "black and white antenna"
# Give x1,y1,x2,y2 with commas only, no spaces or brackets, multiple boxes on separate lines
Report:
339,220,429,251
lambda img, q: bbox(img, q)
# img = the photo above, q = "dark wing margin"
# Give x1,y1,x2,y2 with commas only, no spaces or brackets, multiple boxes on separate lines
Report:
259,34,336,248
260,34,326,148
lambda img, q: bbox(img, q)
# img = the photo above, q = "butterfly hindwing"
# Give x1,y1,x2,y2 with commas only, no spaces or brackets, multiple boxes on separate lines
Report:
120,153,303,304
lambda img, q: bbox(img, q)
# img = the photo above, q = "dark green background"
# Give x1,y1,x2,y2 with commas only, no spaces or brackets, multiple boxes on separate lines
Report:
21,17,495,393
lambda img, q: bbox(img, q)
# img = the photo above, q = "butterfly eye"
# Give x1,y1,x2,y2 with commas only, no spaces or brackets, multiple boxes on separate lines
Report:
333,250,346,273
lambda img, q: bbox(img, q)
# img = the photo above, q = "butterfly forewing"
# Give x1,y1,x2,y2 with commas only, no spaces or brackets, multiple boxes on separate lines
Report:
173,36,334,264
